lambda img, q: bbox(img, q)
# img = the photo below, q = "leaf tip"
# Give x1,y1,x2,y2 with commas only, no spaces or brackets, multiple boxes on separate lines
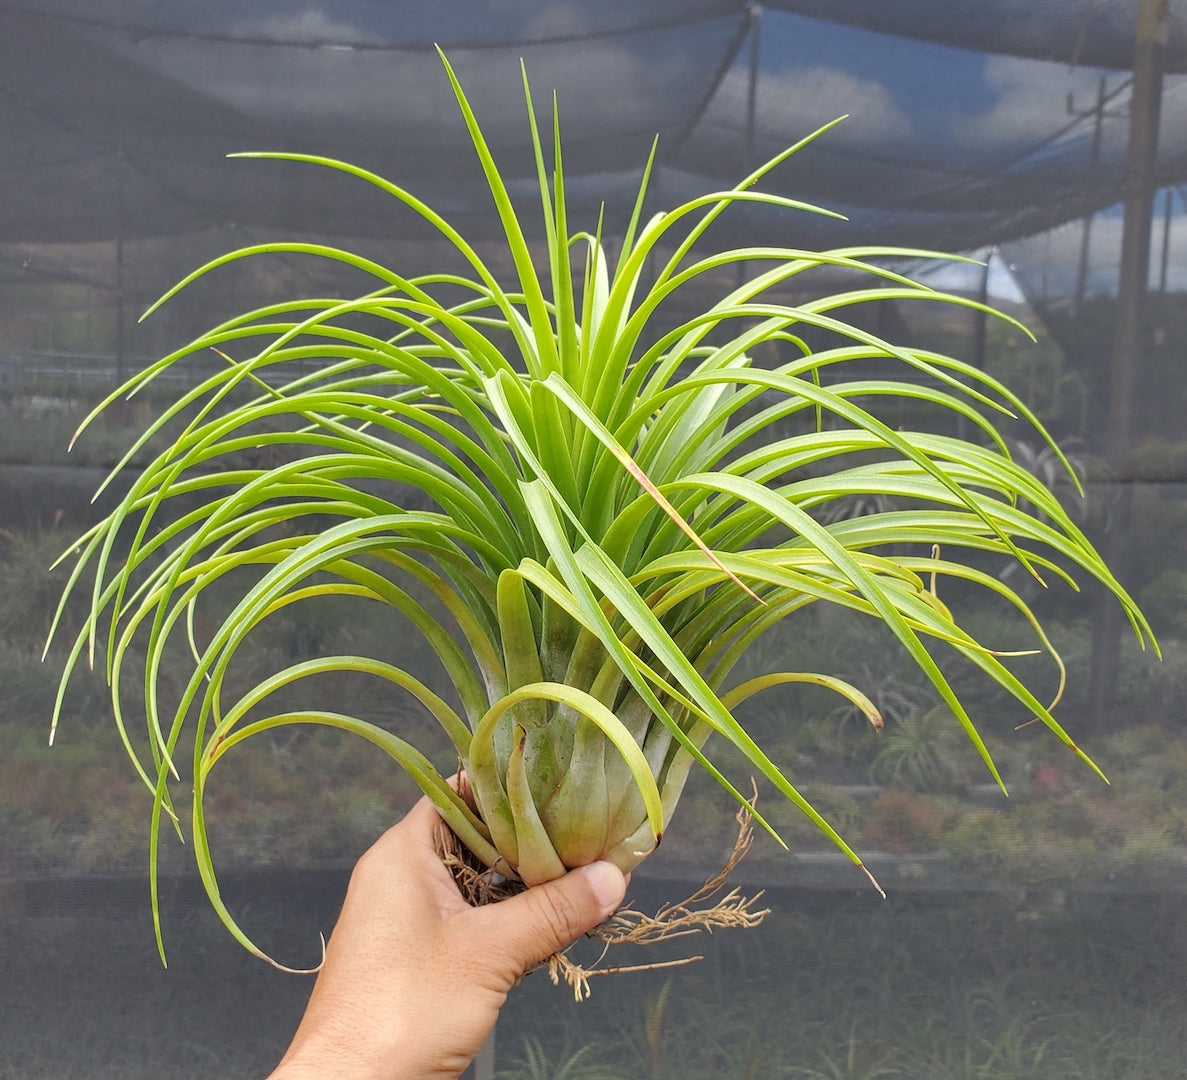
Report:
859,861,886,899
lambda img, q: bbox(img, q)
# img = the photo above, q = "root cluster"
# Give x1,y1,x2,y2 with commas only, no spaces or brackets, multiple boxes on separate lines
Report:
437,791,770,1000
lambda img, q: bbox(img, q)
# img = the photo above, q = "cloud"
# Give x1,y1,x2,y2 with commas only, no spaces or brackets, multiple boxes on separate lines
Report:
231,8,386,46
515,1,595,40
949,55,1120,159
712,63,914,148
102,10,702,159
914,251,1026,303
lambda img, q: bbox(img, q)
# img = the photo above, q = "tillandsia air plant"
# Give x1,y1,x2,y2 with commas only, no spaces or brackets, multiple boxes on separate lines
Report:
52,52,1152,965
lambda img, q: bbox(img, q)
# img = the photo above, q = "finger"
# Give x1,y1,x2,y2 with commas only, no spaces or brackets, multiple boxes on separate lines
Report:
397,791,449,844
361,795,458,892
474,861,626,971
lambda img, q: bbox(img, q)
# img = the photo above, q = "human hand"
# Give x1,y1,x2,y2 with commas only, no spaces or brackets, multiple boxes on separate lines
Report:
267,792,628,1080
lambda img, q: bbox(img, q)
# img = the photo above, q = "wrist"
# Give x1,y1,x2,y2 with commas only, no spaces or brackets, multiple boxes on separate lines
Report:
267,1026,426,1080
266,1013,479,1080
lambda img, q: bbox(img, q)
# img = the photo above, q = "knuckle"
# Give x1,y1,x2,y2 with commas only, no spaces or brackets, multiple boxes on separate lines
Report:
532,884,581,944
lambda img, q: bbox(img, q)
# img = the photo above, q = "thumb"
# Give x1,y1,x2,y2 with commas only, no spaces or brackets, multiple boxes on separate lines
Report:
477,861,627,972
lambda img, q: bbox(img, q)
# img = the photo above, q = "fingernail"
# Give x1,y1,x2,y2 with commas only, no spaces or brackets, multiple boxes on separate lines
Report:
580,860,625,915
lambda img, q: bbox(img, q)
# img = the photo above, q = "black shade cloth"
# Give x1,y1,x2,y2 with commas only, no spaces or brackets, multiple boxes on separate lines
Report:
3,0,1187,250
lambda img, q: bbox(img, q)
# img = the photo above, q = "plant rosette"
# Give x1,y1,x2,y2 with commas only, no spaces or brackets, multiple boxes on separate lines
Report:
51,51,1153,966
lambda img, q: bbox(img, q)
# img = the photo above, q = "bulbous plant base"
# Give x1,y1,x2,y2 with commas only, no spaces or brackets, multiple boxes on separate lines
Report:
434,792,770,1000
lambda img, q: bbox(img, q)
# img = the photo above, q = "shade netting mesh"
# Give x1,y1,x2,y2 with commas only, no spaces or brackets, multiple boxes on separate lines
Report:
3,11,1187,1079
3,0,1187,250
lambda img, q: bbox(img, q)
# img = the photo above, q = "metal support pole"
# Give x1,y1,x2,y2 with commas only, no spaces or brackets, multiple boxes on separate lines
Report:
972,249,992,372
115,232,125,386
115,146,127,388
738,5,762,292
1159,186,1173,297
1157,186,1173,345
1073,77,1108,315
957,250,993,442
745,3,761,167
1089,0,1167,730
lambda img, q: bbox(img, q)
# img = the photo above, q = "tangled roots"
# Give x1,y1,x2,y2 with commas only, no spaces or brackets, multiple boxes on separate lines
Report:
435,787,770,1000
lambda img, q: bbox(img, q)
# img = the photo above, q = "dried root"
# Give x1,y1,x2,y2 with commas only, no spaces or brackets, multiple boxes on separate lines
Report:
436,825,523,907
436,786,770,1001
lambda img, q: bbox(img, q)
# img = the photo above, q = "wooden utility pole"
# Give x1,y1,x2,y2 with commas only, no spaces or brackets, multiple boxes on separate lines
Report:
1089,0,1168,729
